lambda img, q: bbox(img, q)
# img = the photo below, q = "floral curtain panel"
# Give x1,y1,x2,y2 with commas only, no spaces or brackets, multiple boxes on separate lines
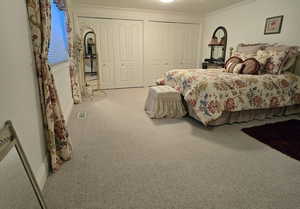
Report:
26,0,72,172
66,10,82,104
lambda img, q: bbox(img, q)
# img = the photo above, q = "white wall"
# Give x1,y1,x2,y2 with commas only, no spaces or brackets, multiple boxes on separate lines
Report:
0,0,48,189
202,0,300,61
52,62,74,123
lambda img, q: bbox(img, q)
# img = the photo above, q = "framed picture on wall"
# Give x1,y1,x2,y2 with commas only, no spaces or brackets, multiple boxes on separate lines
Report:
264,15,284,35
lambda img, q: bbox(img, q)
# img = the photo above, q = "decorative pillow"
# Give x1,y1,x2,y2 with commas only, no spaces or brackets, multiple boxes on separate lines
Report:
265,50,289,74
242,58,260,75
281,46,300,71
264,44,291,53
225,56,243,72
232,51,254,60
226,62,238,73
254,49,271,74
286,46,300,57
255,50,270,65
282,56,297,71
236,43,268,55
156,78,165,85
264,45,300,72
232,63,245,74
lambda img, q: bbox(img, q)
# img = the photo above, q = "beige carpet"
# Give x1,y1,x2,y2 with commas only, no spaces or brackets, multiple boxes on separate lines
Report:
43,88,300,209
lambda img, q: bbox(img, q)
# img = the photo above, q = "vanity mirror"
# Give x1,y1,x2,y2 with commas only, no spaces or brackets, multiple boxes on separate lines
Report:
202,26,228,69
83,31,100,94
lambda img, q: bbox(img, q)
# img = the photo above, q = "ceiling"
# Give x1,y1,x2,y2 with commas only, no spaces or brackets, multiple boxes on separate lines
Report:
73,0,246,14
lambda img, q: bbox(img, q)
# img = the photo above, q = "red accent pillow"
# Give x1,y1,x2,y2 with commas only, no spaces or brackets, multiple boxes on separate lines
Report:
225,56,243,72
242,58,260,75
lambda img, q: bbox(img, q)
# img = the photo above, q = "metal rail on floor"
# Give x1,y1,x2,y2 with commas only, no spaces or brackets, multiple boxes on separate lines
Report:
0,121,48,209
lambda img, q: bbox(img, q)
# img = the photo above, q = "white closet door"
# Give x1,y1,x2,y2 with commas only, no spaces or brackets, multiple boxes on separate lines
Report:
114,20,143,88
182,24,199,68
173,24,185,69
173,24,199,69
96,20,115,89
145,22,199,85
146,22,174,84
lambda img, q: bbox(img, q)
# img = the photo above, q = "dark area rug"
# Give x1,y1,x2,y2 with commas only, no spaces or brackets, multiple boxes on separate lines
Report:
242,119,300,161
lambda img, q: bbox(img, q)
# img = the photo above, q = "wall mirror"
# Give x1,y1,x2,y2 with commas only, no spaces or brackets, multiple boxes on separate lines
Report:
0,121,48,209
83,31,100,95
208,26,227,63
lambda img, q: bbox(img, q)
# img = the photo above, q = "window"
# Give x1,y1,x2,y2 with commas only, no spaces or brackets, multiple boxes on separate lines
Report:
48,0,69,65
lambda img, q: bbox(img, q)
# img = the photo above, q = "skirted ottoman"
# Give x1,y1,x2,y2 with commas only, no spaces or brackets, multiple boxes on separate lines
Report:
145,86,187,119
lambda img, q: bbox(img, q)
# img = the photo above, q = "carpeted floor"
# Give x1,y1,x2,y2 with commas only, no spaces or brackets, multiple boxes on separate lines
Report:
43,88,300,209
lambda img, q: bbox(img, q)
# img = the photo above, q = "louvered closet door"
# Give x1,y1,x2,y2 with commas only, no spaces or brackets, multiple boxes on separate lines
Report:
146,22,174,85
96,20,115,89
114,20,143,88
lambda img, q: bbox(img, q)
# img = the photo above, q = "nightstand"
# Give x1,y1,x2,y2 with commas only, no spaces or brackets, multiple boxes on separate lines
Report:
202,62,224,69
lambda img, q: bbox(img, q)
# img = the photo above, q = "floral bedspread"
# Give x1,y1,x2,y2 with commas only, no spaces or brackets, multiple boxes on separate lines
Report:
163,69,300,125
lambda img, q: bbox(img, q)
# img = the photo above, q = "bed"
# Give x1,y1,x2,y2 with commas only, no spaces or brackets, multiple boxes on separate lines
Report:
162,55,300,126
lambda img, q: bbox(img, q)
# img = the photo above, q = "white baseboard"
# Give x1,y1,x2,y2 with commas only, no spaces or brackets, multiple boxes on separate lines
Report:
35,157,49,190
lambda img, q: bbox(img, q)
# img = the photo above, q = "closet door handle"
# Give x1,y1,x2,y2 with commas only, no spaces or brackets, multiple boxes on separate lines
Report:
102,64,106,67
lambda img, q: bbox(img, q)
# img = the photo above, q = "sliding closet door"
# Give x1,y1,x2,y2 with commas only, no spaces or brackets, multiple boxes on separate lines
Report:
173,24,199,69
182,24,199,68
96,20,115,89
172,24,185,69
145,22,200,85
145,22,174,85
114,20,143,88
